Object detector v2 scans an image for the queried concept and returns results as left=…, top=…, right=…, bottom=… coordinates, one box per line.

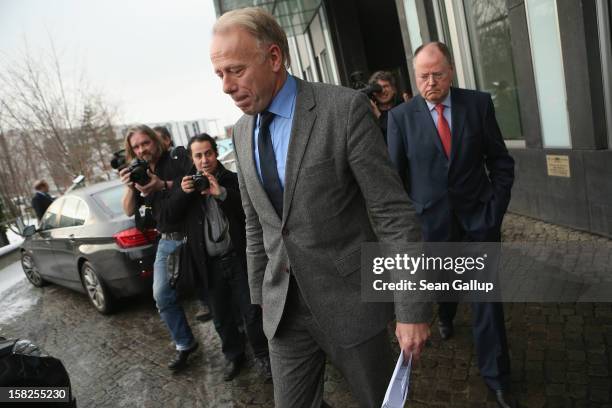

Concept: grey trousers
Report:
left=269, top=277, right=395, bottom=408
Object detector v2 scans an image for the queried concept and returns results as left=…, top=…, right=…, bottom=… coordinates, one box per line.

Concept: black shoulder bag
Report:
left=134, top=194, right=156, bottom=232
left=167, top=238, right=200, bottom=301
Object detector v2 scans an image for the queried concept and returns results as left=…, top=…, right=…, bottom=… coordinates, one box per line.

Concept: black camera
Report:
left=349, top=71, right=382, bottom=99
left=358, top=82, right=383, bottom=98
left=110, top=149, right=127, bottom=170
left=191, top=172, right=210, bottom=192
left=128, top=159, right=150, bottom=185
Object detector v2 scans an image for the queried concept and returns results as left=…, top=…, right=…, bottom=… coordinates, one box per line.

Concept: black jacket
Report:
left=137, top=150, right=192, bottom=233
left=378, top=96, right=403, bottom=144
left=32, top=192, right=54, bottom=220
left=165, top=162, right=247, bottom=288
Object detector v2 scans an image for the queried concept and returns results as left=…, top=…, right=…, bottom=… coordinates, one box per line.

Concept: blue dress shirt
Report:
left=253, top=75, right=297, bottom=189
left=425, top=91, right=452, bottom=133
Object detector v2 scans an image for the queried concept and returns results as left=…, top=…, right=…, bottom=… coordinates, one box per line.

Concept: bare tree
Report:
left=0, top=39, right=121, bottom=215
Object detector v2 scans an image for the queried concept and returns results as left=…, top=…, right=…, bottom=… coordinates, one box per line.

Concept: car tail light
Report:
left=114, top=228, right=159, bottom=249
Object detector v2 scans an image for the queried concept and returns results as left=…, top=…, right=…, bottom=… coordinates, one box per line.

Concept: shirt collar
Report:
left=258, top=74, right=297, bottom=125
left=426, top=89, right=452, bottom=112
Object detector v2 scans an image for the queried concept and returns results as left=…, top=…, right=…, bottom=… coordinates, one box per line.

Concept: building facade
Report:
left=213, top=0, right=612, bottom=238
left=149, top=118, right=226, bottom=146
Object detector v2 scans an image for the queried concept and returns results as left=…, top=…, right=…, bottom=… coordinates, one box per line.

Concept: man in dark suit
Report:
left=211, top=7, right=430, bottom=408
left=387, top=42, right=515, bottom=408
left=31, top=180, right=54, bottom=220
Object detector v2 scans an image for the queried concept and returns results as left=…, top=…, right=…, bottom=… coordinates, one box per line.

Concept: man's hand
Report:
left=395, top=322, right=430, bottom=361
left=202, top=172, right=222, bottom=198
left=134, top=170, right=164, bottom=197
left=119, top=167, right=135, bottom=190
left=370, top=99, right=382, bottom=118
left=181, top=176, right=195, bottom=193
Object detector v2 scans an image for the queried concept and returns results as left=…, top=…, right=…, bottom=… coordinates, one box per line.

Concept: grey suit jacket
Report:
left=232, top=78, right=431, bottom=348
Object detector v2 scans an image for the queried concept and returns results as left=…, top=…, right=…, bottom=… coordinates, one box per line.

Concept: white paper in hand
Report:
left=381, top=351, right=412, bottom=408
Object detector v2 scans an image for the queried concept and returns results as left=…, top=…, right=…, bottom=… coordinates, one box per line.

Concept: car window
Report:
left=74, top=200, right=89, bottom=225
left=92, top=184, right=124, bottom=216
left=58, top=197, right=88, bottom=228
left=40, top=199, right=63, bottom=230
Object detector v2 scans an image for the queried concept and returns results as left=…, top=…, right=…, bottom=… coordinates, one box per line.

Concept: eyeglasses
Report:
left=417, top=72, right=449, bottom=82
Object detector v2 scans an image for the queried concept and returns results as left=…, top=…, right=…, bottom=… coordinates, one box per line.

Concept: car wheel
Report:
left=21, top=252, right=47, bottom=287
left=80, top=261, right=114, bottom=314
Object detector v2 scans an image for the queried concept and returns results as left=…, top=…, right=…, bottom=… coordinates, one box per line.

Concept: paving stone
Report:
left=1, top=213, right=611, bottom=407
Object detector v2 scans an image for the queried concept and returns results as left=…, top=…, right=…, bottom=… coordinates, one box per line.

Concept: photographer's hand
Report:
left=370, top=99, right=382, bottom=119
left=181, top=176, right=195, bottom=193
left=135, top=171, right=163, bottom=197
left=120, top=167, right=137, bottom=216
left=119, top=167, right=135, bottom=190
left=202, top=172, right=222, bottom=198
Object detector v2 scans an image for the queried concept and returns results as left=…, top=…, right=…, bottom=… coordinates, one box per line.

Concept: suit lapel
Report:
left=414, top=95, right=447, bottom=159
left=282, top=79, right=316, bottom=223
left=242, top=115, right=258, bottom=185
left=449, top=88, right=466, bottom=166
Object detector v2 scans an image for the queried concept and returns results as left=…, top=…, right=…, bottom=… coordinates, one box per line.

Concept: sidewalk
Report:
left=403, top=213, right=612, bottom=407
left=0, top=212, right=609, bottom=407
left=0, top=229, right=24, bottom=271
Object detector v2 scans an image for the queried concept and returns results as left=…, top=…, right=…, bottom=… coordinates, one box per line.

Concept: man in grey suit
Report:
left=210, top=7, right=431, bottom=407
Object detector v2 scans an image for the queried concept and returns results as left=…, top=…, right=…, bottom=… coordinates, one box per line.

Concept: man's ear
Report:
left=268, top=44, right=284, bottom=72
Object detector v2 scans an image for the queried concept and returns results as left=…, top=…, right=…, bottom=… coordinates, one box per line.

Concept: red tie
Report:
left=435, top=104, right=451, bottom=158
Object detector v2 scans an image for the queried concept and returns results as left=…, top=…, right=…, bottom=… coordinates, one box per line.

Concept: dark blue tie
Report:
left=258, top=111, right=283, bottom=217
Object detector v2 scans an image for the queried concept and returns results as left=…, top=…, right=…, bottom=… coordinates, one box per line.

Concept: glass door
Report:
left=596, top=0, right=612, bottom=148
left=462, top=0, right=524, bottom=141
left=525, top=0, right=571, bottom=148
left=433, top=0, right=524, bottom=142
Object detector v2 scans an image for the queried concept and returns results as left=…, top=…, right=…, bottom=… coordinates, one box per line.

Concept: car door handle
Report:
left=69, top=234, right=76, bottom=242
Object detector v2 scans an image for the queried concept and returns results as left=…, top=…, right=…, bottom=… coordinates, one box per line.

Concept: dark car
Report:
left=19, top=180, right=158, bottom=314
left=0, top=336, right=77, bottom=407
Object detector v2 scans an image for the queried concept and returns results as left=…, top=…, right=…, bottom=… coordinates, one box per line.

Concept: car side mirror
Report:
left=22, top=225, right=37, bottom=237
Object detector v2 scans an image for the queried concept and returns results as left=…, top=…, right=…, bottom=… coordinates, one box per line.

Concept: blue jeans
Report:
left=153, top=238, right=195, bottom=351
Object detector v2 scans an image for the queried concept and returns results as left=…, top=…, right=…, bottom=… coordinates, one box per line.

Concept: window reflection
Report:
left=40, top=200, right=62, bottom=230
left=463, top=0, right=524, bottom=140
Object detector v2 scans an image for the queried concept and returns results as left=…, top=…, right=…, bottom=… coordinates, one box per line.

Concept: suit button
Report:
left=282, top=227, right=289, bottom=237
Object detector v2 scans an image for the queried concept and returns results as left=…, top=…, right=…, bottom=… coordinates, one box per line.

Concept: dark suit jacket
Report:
left=233, top=78, right=430, bottom=347
left=31, top=192, right=54, bottom=220
left=165, top=163, right=247, bottom=290
left=387, top=87, right=515, bottom=242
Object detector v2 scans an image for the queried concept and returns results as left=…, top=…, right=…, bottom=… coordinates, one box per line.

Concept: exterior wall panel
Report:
left=394, top=0, right=612, bottom=237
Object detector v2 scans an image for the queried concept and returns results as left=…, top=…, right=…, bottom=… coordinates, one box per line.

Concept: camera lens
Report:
left=129, top=159, right=150, bottom=185
left=192, top=174, right=210, bottom=192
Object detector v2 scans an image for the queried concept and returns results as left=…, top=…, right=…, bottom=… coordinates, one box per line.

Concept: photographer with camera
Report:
left=165, top=133, right=271, bottom=383
left=368, top=70, right=403, bottom=143
left=153, top=125, right=213, bottom=324
left=119, top=124, right=199, bottom=372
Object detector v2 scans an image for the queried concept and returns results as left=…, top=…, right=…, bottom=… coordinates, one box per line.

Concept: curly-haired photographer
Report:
left=369, top=70, right=404, bottom=143
left=119, top=124, right=199, bottom=371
